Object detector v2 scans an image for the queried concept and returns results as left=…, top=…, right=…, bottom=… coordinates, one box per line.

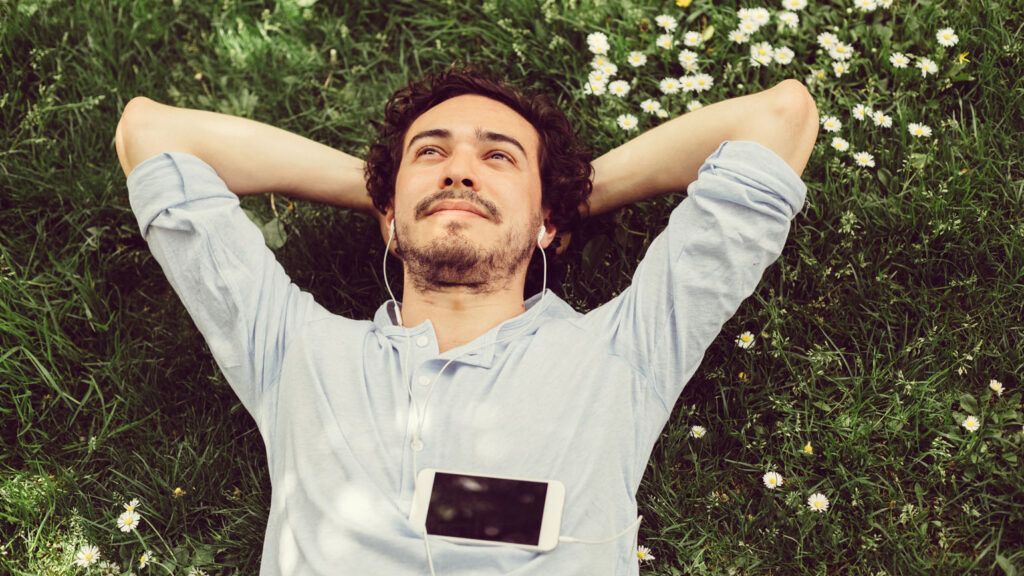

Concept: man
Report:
left=116, top=65, right=817, bottom=575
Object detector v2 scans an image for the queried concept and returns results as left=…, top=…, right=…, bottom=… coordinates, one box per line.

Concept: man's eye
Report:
left=489, top=152, right=512, bottom=162
left=417, top=147, right=440, bottom=157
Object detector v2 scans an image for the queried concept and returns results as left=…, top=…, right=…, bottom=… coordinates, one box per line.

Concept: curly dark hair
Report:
left=364, top=64, right=593, bottom=235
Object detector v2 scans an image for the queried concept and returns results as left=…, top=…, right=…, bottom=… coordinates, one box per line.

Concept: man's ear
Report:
left=540, top=209, right=571, bottom=255
left=380, top=205, right=403, bottom=260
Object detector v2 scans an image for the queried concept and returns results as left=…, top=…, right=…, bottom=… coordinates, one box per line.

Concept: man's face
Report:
left=390, top=94, right=547, bottom=293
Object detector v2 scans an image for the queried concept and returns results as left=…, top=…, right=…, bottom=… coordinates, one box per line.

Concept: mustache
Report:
left=414, top=189, right=501, bottom=222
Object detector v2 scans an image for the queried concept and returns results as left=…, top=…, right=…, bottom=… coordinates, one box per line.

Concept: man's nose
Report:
left=443, top=176, right=474, bottom=188
left=440, top=150, right=477, bottom=190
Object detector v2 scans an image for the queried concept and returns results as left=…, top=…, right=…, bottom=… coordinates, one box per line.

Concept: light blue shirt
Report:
left=127, top=140, right=806, bottom=575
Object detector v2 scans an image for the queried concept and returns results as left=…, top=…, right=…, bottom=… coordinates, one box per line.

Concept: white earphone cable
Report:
left=386, top=221, right=639, bottom=574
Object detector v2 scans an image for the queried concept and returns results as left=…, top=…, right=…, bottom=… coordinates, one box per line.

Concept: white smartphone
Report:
left=409, top=468, right=565, bottom=552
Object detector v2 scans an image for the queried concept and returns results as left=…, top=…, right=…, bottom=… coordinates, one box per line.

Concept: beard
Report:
left=395, top=217, right=538, bottom=295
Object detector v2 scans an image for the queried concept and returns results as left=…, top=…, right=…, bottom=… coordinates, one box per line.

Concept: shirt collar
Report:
left=372, top=291, right=561, bottom=368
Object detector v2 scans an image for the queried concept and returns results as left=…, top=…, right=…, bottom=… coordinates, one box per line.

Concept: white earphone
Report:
left=536, top=224, right=545, bottom=246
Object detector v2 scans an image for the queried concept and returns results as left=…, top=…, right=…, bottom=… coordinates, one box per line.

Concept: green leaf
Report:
left=242, top=207, right=263, bottom=226
left=877, top=167, right=892, bottom=187
left=261, top=217, right=287, bottom=250
left=701, top=25, right=715, bottom=43
left=909, top=153, right=929, bottom=170
left=192, top=544, right=216, bottom=565
left=959, top=393, right=979, bottom=415
left=996, top=554, right=1017, bottom=576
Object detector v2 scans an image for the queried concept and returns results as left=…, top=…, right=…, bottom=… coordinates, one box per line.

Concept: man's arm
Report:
left=115, top=97, right=375, bottom=212
left=585, top=79, right=818, bottom=217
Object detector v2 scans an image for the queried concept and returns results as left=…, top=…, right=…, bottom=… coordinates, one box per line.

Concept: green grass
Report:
left=1, top=0, right=1022, bottom=574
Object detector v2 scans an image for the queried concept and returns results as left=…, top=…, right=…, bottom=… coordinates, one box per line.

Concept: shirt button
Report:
left=411, top=438, right=424, bottom=451
left=416, top=336, right=429, bottom=348
left=417, top=375, right=431, bottom=387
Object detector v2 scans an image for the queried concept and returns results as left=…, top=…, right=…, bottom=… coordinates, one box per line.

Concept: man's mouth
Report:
left=427, top=200, right=489, bottom=219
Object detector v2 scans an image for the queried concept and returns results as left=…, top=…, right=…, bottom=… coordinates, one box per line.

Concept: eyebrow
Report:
left=405, top=128, right=529, bottom=162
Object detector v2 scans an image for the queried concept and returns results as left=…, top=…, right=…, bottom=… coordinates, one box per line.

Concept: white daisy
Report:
left=750, top=42, right=775, bottom=66
left=583, top=80, right=607, bottom=96
left=763, top=471, right=784, bottom=489
left=962, top=415, right=980, bottom=432
left=916, top=57, right=938, bottom=77
left=659, top=77, right=681, bottom=94
left=889, top=52, right=910, bottom=68
left=852, top=103, right=872, bottom=120
left=853, top=151, right=875, bottom=167
left=600, top=62, right=618, bottom=77
left=853, top=0, right=878, bottom=12
left=680, top=75, right=698, bottom=93
left=656, top=34, right=675, bottom=50
left=683, top=31, right=702, bottom=47
left=821, top=115, right=842, bottom=132
left=936, top=27, right=959, bottom=47
left=640, top=99, right=662, bottom=114
left=777, top=11, right=799, bottom=29
left=686, top=100, right=704, bottom=112
left=678, top=49, right=699, bottom=70
left=807, top=492, right=830, bottom=512
left=616, top=113, right=639, bottom=131
left=908, top=123, right=932, bottom=138
left=608, top=80, right=630, bottom=97
left=124, top=498, right=140, bottom=512
left=871, top=110, right=892, bottom=128
left=637, top=544, right=656, bottom=563
left=738, top=19, right=761, bottom=35
left=139, top=551, right=153, bottom=569
left=831, top=136, right=850, bottom=152
left=117, top=510, right=141, bottom=532
left=736, top=331, right=756, bottom=349
left=655, top=14, right=678, bottom=32
left=828, top=42, right=855, bottom=61
left=75, top=545, right=101, bottom=567
left=694, top=73, right=714, bottom=92
left=816, top=32, right=839, bottom=50
left=989, top=379, right=1005, bottom=396
left=782, top=0, right=807, bottom=9
left=729, top=29, right=750, bottom=44
left=832, top=61, right=849, bottom=77
left=690, top=425, right=707, bottom=438
left=627, top=51, right=647, bottom=67
left=586, top=32, right=610, bottom=55
left=747, top=8, right=771, bottom=25
left=774, top=46, right=795, bottom=65
left=590, top=55, right=610, bottom=69
left=587, top=70, right=608, bottom=85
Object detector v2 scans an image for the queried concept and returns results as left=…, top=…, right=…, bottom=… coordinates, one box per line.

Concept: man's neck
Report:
left=398, top=281, right=529, bottom=353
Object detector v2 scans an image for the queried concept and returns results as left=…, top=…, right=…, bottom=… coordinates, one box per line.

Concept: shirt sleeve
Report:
left=127, top=152, right=323, bottom=421
left=581, top=140, right=807, bottom=413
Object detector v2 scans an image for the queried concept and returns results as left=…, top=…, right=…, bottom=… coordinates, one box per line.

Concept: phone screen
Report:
left=426, top=472, right=548, bottom=545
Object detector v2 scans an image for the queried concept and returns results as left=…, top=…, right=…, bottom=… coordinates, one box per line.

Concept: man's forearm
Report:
left=586, top=79, right=814, bottom=217
left=115, top=97, right=373, bottom=212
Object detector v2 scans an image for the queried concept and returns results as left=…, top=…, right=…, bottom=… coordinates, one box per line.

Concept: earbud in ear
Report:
left=389, top=218, right=396, bottom=238
left=536, top=225, right=545, bottom=244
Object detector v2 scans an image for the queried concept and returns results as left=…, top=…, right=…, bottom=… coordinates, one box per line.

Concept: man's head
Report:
left=365, top=65, right=592, bottom=294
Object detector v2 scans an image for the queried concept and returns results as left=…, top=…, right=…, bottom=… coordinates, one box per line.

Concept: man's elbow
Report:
left=115, top=96, right=155, bottom=178
left=772, top=80, right=818, bottom=177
